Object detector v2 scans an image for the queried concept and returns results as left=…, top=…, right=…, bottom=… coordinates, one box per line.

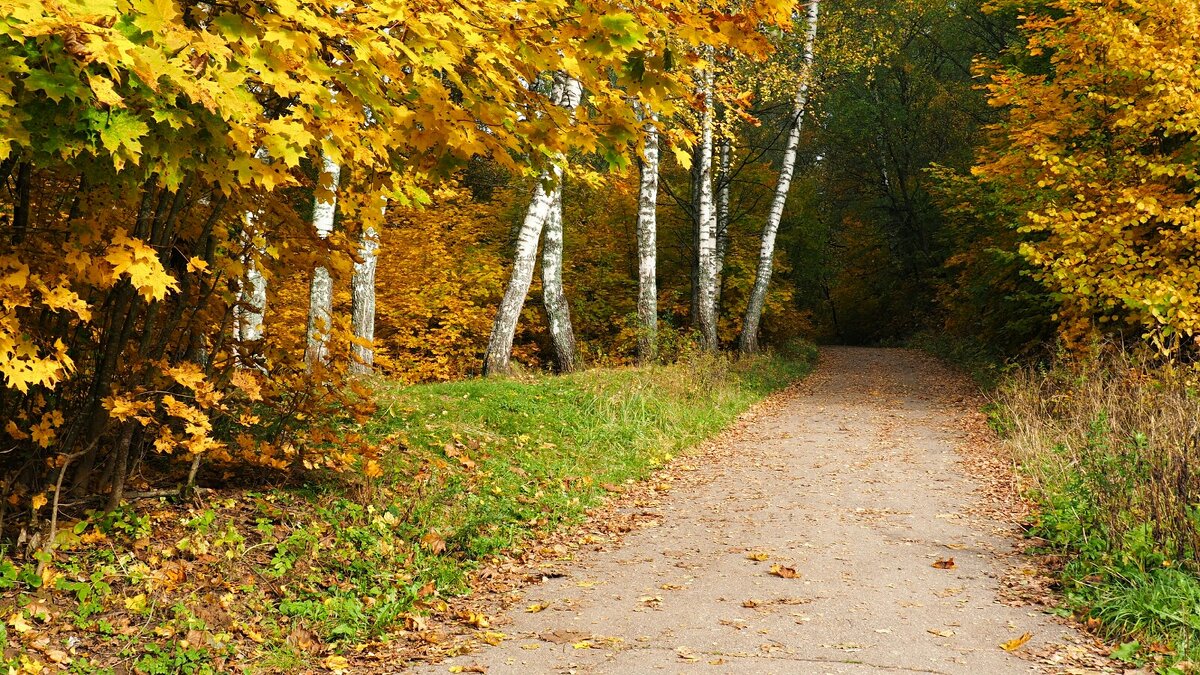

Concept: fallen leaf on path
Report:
left=525, top=602, right=549, bottom=613
left=746, top=551, right=770, bottom=561
left=481, top=631, right=505, bottom=646
left=709, top=658, right=727, bottom=665
left=931, top=557, right=957, bottom=570
left=460, top=611, right=490, bottom=628
left=660, top=583, right=684, bottom=590
left=928, top=629, right=955, bottom=637
left=520, top=643, right=540, bottom=650
left=1000, top=632, right=1032, bottom=651
left=742, top=599, right=759, bottom=608
left=638, top=595, right=662, bottom=607
left=448, top=666, right=487, bottom=673
left=676, top=646, right=699, bottom=661
left=769, top=564, right=799, bottom=579
left=572, top=641, right=593, bottom=649
left=323, top=655, right=350, bottom=673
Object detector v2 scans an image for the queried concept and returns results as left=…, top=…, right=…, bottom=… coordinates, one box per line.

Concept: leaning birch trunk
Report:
left=305, top=154, right=340, bottom=368
left=635, top=106, right=660, bottom=364
left=739, top=0, right=820, bottom=355
left=483, top=73, right=582, bottom=375
left=694, top=58, right=719, bottom=351
left=349, top=222, right=379, bottom=374
left=541, top=187, right=577, bottom=372
left=713, top=137, right=732, bottom=319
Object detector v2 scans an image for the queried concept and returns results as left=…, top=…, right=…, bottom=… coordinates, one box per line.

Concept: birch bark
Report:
left=349, top=223, right=378, bottom=374
left=541, top=187, right=576, bottom=372
left=305, top=154, right=340, bottom=368
left=695, top=59, right=719, bottom=351
left=635, top=106, right=660, bottom=364
left=483, top=73, right=582, bottom=375
left=739, top=0, right=820, bottom=354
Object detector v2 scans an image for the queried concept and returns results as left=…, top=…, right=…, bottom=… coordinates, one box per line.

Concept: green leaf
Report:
left=96, top=110, right=149, bottom=159
left=25, top=68, right=83, bottom=103
left=1110, top=641, right=1140, bottom=663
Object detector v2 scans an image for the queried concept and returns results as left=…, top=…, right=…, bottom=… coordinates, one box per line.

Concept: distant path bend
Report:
left=412, top=347, right=1111, bottom=674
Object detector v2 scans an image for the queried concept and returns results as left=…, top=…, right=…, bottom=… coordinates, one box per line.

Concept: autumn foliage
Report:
left=970, top=0, right=1200, bottom=352
left=0, top=0, right=804, bottom=547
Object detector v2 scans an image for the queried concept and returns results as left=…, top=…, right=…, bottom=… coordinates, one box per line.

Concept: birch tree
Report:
left=349, top=223, right=379, bottom=374
left=234, top=216, right=267, bottom=367
left=483, top=73, right=583, bottom=375
left=739, top=0, right=820, bottom=354
left=695, top=58, right=720, bottom=351
left=305, top=155, right=341, bottom=367
left=635, top=106, right=661, bottom=363
left=541, top=188, right=577, bottom=371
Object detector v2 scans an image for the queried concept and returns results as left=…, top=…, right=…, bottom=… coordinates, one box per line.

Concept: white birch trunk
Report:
left=739, top=0, right=820, bottom=355
left=349, top=222, right=379, bottom=374
left=714, top=137, right=732, bottom=320
left=305, top=154, right=340, bottom=368
left=541, top=186, right=577, bottom=372
left=635, top=105, right=660, bottom=364
left=695, top=58, right=719, bottom=351
left=235, top=213, right=267, bottom=346
left=483, top=73, right=582, bottom=375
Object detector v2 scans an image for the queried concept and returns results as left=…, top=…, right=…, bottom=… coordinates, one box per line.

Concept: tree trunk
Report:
left=305, top=154, right=341, bottom=368
left=739, top=0, right=820, bottom=355
left=714, top=137, right=732, bottom=320
left=483, top=73, right=582, bottom=376
left=235, top=215, right=267, bottom=347
left=689, top=144, right=702, bottom=326
left=695, top=58, right=719, bottom=351
left=635, top=106, right=660, bottom=364
left=350, top=223, right=379, bottom=374
left=541, top=188, right=577, bottom=372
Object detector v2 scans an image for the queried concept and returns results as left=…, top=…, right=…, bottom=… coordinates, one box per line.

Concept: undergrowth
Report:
left=0, top=346, right=815, bottom=673
left=993, top=350, right=1200, bottom=673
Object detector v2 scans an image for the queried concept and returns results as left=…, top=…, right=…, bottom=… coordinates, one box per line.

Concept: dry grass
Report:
left=993, top=348, right=1200, bottom=661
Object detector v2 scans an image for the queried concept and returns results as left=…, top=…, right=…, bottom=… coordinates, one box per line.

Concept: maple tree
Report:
left=970, top=0, right=1200, bottom=352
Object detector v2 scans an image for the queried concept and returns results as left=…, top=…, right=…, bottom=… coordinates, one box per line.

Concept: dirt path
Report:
left=408, top=348, right=1111, bottom=674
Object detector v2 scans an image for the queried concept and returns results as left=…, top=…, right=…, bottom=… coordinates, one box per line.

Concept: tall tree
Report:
left=695, top=56, right=720, bottom=351
left=305, top=155, right=340, bottom=367
left=483, top=73, right=583, bottom=375
left=350, top=222, right=379, bottom=374
left=635, top=107, right=661, bottom=363
left=541, top=186, right=577, bottom=372
left=740, top=0, right=821, bottom=354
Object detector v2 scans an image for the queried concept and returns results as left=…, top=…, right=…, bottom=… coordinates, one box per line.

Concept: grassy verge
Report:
left=992, top=352, right=1200, bottom=673
left=0, top=346, right=815, bottom=674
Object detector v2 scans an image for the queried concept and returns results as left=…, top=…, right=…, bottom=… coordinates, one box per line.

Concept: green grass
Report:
left=0, top=346, right=815, bottom=673
left=360, top=346, right=816, bottom=591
